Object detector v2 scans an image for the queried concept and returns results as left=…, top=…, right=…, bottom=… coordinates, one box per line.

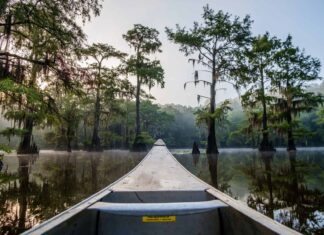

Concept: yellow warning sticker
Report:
left=142, top=216, right=176, bottom=223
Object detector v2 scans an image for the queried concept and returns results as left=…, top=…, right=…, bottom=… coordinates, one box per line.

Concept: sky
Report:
left=83, top=0, right=324, bottom=107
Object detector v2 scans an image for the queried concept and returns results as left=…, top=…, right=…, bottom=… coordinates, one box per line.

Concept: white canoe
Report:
left=22, top=139, right=300, bottom=235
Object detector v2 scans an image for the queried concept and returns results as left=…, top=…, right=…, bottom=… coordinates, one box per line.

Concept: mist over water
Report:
left=0, top=149, right=323, bottom=234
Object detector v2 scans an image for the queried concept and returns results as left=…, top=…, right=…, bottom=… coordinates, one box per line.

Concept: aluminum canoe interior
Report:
left=22, top=139, right=300, bottom=235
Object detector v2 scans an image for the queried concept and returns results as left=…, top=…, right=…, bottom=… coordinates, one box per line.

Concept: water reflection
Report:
left=1, top=149, right=323, bottom=234
left=175, top=153, right=233, bottom=196
left=242, top=151, right=324, bottom=234
left=0, top=151, right=144, bottom=235
left=207, top=154, right=218, bottom=189
left=174, top=149, right=324, bottom=234
left=192, top=154, right=200, bottom=166
left=245, top=152, right=275, bottom=219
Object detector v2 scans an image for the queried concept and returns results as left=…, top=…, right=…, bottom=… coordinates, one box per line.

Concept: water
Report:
left=0, top=149, right=323, bottom=234
left=174, top=148, right=324, bottom=234
left=0, top=150, right=145, bottom=235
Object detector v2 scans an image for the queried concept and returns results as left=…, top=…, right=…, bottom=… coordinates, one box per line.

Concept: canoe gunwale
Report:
left=207, top=188, right=300, bottom=235
left=21, top=188, right=112, bottom=234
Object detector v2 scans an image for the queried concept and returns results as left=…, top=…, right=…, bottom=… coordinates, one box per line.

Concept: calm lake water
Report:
left=0, top=148, right=323, bottom=234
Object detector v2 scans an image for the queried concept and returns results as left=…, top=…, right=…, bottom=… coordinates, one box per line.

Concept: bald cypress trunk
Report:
left=286, top=109, right=296, bottom=151
left=259, top=70, right=275, bottom=152
left=132, top=48, right=146, bottom=152
left=207, top=61, right=219, bottom=154
left=18, top=61, right=38, bottom=154
left=132, top=76, right=146, bottom=151
left=90, top=86, right=101, bottom=151
left=18, top=115, right=38, bottom=154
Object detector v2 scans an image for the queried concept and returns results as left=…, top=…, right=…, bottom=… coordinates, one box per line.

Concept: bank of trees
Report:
left=0, top=1, right=165, bottom=152
left=0, top=0, right=102, bottom=153
left=0, top=3, right=323, bottom=153
left=167, top=6, right=323, bottom=152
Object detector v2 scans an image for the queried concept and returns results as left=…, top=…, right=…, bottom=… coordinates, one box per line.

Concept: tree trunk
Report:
left=66, top=126, right=72, bottom=153
left=259, top=72, right=274, bottom=151
left=286, top=110, right=296, bottom=151
left=135, top=76, right=141, bottom=136
left=192, top=141, right=200, bottom=154
left=207, top=68, right=219, bottom=154
left=286, top=81, right=296, bottom=151
left=132, top=76, right=146, bottom=151
left=18, top=61, right=38, bottom=154
left=124, top=106, right=129, bottom=149
left=83, top=118, right=87, bottom=148
left=90, top=87, right=101, bottom=151
left=17, top=116, right=38, bottom=154
left=91, top=155, right=99, bottom=192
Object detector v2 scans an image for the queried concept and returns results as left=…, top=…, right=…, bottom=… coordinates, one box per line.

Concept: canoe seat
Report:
left=88, top=200, right=227, bottom=216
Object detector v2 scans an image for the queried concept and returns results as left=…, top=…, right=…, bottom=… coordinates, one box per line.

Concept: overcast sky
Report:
left=83, top=0, right=324, bottom=107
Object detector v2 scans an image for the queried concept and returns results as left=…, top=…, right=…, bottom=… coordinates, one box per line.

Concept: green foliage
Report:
left=166, top=5, right=252, bottom=153
left=0, top=143, right=11, bottom=153
left=166, top=5, right=252, bottom=59
left=195, top=100, right=232, bottom=126
left=1, top=3, right=324, bottom=153
left=81, top=43, right=126, bottom=65
left=123, top=24, right=162, bottom=54
left=316, top=108, right=324, bottom=125
left=133, top=132, right=155, bottom=145
left=123, top=24, right=165, bottom=90
left=126, top=57, right=164, bottom=89
left=123, top=24, right=164, bottom=148
left=0, top=0, right=102, bottom=153
left=0, top=79, right=41, bottom=102
left=269, top=36, right=324, bottom=147
left=140, top=100, right=174, bottom=138
left=0, top=127, right=26, bottom=139
left=0, top=78, right=58, bottom=129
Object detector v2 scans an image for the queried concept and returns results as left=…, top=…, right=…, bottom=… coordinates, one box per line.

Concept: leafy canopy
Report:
left=123, top=24, right=162, bottom=54
left=166, top=5, right=252, bottom=76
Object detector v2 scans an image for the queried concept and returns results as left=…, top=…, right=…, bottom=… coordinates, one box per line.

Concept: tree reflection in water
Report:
left=192, top=154, right=200, bottom=166
left=0, top=155, right=38, bottom=234
left=0, top=151, right=144, bottom=235
left=207, top=154, right=234, bottom=196
left=243, top=151, right=324, bottom=234
left=1, top=150, right=323, bottom=234
left=244, top=152, right=275, bottom=219
left=175, top=149, right=324, bottom=234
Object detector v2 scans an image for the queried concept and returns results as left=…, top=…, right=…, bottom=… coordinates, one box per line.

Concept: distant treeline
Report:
left=1, top=87, right=324, bottom=150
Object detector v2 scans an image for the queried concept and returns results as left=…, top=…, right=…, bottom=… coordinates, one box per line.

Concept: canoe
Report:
left=23, top=139, right=300, bottom=235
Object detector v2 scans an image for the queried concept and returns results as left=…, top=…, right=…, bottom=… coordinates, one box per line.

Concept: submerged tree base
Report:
left=192, top=141, right=200, bottom=154
left=259, top=141, right=276, bottom=152
left=206, top=144, right=219, bottom=154
left=131, top=142, right=147, bottom=152
left=131, top=133, right=149, bottom=152
left=17, top=143, right=39, bottom=154
left=287, top=145, right=297, bottom=152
